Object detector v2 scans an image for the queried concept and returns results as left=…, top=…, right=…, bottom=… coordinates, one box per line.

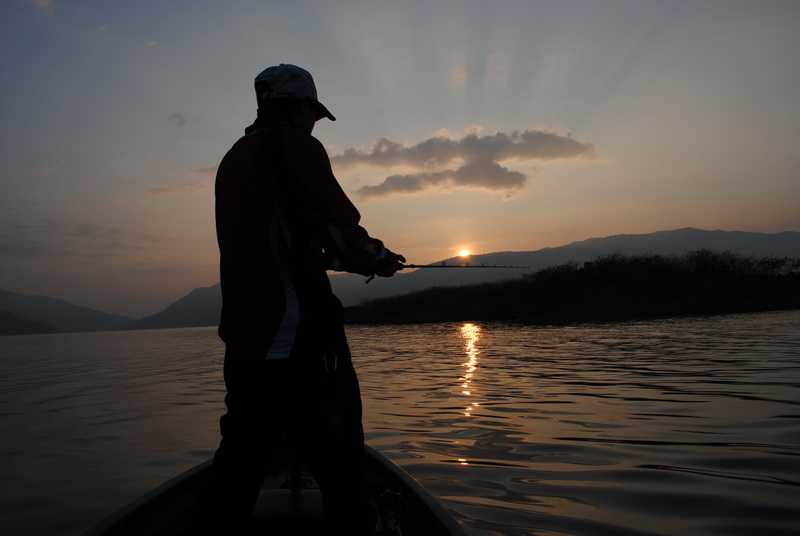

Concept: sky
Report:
left=1, top=0, right=799, bottom=317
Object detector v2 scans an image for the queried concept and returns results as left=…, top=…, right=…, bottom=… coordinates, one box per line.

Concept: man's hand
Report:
left=374, top=250, right=406, bottom=277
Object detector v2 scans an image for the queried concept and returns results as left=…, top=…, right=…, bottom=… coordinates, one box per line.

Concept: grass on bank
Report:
left=344, top=249, right=800, bottom=325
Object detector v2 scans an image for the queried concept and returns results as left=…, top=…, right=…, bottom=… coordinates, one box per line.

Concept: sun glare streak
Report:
left=459, top=323, right=482, bottom=417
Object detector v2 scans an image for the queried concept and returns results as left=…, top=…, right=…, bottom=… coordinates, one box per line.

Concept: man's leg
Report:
left=290, top=350, right=377, bottom=535
left=185, top=358, right=286, bottom=535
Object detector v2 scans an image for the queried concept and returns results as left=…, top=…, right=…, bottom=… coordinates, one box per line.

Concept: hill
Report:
left=344, top=250, right=800, bottom=325
left=0, top=310, right=59, bottom=336
left=124, top=284, right=221, bottom=330
left=120, top=228, right=800, bottom=330
left=0, top=289, right=137, bottom=335
left=329, top=227, right=800, bottom=305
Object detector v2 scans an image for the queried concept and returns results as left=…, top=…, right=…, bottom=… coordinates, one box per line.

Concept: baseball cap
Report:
left=254, top=64, right=336, bottom=121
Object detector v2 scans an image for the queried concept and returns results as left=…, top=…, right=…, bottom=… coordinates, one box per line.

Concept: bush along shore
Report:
left=343, top=249, right=800, bottom=325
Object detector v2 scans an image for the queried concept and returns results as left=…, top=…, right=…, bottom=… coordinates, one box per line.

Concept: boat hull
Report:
left=83, top=445, right=465, bottom=535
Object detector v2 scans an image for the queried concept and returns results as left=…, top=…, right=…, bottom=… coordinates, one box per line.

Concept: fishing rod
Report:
left=403, top=263, right=530, bottom=269
left=365, top=262, right=530, bottom=283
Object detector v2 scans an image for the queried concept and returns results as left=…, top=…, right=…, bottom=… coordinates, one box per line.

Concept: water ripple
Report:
left=2, top=313, right=800, bottom=535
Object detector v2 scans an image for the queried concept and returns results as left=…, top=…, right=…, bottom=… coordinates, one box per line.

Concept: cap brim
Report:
left=315, top=102, right=336, bottom=121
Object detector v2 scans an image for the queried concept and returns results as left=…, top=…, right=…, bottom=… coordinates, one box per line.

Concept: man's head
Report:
left=254, top=64, right=335, bottom=132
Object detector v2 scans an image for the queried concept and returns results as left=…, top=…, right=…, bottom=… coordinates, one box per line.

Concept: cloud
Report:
left=0, top=217, right=156, bottom=259
left=105, top=169, right=215, bottom=203
left=20, top=0, right=58, bottom=17
left=358, top=162, right=531, bottom=201
left=331, top=127, right=597, bottom=200
left=189, top=166, right=218, bottom=176
left=146, top=179, right=211, bottom=196
left=144, top=168, right=216, bottom=196
left=165, top=112, right=186, bottom=126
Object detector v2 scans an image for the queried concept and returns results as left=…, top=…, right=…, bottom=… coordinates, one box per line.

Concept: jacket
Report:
left=216, top=123, right=390, bottom=360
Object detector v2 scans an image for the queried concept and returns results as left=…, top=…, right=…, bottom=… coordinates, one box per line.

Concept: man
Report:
left=186, top=64, right=405, bottom=535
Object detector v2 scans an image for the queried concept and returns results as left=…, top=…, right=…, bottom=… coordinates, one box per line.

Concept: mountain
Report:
left=329, top=227, right=800, bottom=306
left=124, top=283, right=221, bottom=330
left=123, top=228, right=800, bottom=330
left=0, top=310, right=59, bottom=336
left=344, top=249, right=800, bottom=325
left=0, top=289, right=137, bottom=335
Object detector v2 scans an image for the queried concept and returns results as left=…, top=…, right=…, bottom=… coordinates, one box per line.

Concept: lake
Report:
left=1, top=310, right=799, bottom=535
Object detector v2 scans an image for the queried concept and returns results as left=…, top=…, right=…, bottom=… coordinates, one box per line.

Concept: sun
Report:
left=459, top=249, right=470, bottom=257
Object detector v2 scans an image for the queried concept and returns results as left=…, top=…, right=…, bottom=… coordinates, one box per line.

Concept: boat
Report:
left=82, top=445, right=466, bottom=535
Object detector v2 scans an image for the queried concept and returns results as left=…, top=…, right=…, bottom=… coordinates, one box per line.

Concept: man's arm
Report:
left=273, top=128, right=404, bottom=277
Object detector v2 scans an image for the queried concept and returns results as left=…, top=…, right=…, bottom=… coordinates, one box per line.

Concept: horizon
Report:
left=4, top=226, right=799, bottom=320
left=2, top=2, right=799, bottom=317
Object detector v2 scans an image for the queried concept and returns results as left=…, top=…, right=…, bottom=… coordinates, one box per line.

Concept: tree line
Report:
left=344, top=249, right=800, bottom=325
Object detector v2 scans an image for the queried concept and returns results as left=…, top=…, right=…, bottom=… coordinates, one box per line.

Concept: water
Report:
left=2, top=311, right=799, bottom=535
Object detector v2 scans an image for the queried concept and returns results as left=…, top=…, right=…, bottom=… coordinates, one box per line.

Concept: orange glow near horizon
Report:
left=459, top=249, right=470, bottom=257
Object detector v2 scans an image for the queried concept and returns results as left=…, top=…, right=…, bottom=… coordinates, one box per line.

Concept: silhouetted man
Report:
left=186, top=63, right=404, bottom=535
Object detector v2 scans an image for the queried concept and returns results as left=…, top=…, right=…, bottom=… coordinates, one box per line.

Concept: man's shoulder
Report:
left=279, top=128, right=330, bottom=166
left=280, top=126, right=323, bottom=148
left=229, top=127, right=269, bottom=149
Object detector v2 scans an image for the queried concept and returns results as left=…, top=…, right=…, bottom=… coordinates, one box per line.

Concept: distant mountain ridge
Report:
left=124, top=228, right=800, bottom=331
left=0, top=310, right=59, bottom=336
left=0, top=289, right=137, bottom=335
left=329, top=227, right=800, bottom=306
left=2, top=228, right=798, bottom=335
left=123, top=284, right=221, bottom=330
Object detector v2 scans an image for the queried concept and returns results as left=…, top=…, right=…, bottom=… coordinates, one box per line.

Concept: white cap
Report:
left=254, top=64, right=336, bottom=121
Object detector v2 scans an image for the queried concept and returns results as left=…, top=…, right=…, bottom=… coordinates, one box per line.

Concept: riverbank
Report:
left=344, top=250, right=800, bottom=325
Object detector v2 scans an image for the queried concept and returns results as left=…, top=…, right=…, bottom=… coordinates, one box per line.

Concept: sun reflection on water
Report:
left=459, top=323, right=482, bottom=417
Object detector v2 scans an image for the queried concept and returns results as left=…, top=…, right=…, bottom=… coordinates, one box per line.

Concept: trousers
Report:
left=185, top=347, right=376, bottom=535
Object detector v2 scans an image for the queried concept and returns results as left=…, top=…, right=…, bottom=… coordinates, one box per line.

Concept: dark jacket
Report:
left=216, top=124, right=389, bottom=360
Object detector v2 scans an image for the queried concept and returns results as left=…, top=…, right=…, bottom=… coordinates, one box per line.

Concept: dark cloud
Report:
left=330, top=128, right=597, bottom=200
left=358, top=161, right=530, bottom=201
left=165, top=112, right=186, bottom=126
